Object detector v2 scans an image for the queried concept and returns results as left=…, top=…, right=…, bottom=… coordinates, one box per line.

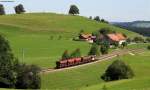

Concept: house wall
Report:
left=119, top=40, right=126, bottom=45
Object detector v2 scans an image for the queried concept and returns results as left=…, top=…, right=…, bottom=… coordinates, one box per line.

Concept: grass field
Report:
left=0, top=13, right=149, bottom=90
left=41, top=51, right=150, bottom=90
left=0, top=13, right=141, bottom=68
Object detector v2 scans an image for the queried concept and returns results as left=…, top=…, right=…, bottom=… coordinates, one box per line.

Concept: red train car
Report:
left=75, top=57, right=82, bottom=65
left=56, top=60, right=68, bottom=68
left=56, top=55, right=96, bottom=69
left=68, top=58, right=75, bottom=66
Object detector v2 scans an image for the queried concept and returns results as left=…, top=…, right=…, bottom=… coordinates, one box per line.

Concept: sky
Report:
left=1, top=0, right=150, bottom=22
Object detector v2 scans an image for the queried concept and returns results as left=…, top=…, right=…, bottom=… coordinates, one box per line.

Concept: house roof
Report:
left=107, top=33, right=126, bottom=42
left=80, top=34, right=92, bottom=39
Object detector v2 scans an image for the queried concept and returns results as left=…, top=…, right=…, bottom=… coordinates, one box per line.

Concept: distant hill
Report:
left=113, top=21, right=150, bottom=36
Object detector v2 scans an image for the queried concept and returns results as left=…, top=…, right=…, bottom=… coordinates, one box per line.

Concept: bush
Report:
left=133, top=37, right=144, bottom=43
left=101, top=60, right=134, bottom=81
left=15, top=64, right=41, bottom=89
left=146, top=37, right=150, bottom=43
left=147, top=45, right=150, bottom=50
left=121, top=42, right=128, bottom=48
left=113, top=42, right=119, bottom=48
left=126, top=38, right=132, bottom=43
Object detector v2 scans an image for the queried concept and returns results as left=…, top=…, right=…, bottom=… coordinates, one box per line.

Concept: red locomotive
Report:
left=56, top=56, right=96, bottom=69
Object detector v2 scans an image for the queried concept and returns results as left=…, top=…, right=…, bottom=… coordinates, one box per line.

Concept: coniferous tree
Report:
left=0, top=35, right=17, bottom=87
left=62, top=50, right=70, bottom=60
left=100, top=41, right=109, bottom=55
left=0, top=4, right=5, bottom=15
left=70, top=48, right=81, bottom=58
left=69, top=5, right=79, bottom=15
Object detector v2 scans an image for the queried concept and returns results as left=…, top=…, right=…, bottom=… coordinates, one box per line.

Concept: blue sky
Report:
left=1, top=0, right=150, bottom=22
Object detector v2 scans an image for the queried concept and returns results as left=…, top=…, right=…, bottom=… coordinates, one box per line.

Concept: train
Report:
left=56, top=55, right=96, bottom=69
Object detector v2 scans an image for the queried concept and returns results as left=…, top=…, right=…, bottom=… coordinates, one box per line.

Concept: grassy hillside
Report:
left=0, top=13, right=141, bottom=68
left=41, top=51, right=150, bottom=90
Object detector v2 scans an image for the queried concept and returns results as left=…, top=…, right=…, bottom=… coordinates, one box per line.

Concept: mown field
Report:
left=0, top=13, right=141, bottom=68
left=41, top=51, right=150, bottom=90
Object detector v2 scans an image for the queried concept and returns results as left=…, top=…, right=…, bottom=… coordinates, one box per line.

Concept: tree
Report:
left=0, top=4, right=5, bottom=15
left=0, top=35, right=17, bottom=88
left=147, top=45, right=150, bottom=50
left=126, top=38, right=132, bottom=43
left=89, top=16, right=92, bottom=20
left=99, top=28, right=112, bottom=35
left=101, top=60, right=134, bottom=81
left=146, top=37, right=150, bottom=43
left=14, top=4, right=25, bottom=14
left=69, top=5, right=79, bottom=15
left=133, top=37, right=144, bottom=43
left=100, top=41, right=109, bottom=54
left=62, top=50, right=70, bottom=60
left=88, top=43, right=100, bottom=56
left=101, top=19, right=109, bottom=24
left=70, top=48, right=81, bottom=58
left=15, top=64, right=41, bottom=89
left=94, top=16, right=100, bottom=22
left=0, top=35, right=41, bottom=89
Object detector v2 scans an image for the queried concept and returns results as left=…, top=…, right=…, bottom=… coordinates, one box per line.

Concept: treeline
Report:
left=0, top=4, right=25, bottom=15
left=114, top=24, right=150, bottom=37
left=89, top=16, right=109, bottom=23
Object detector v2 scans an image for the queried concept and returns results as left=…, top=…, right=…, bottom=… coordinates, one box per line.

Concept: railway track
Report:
left=41, top=48, right=145, bottom=74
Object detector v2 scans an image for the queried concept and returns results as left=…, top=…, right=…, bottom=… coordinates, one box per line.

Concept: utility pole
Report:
left=22, top=48, right=25, bottom=62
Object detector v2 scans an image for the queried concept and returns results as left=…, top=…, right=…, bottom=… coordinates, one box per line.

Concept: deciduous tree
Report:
left=14, top=4, right=25, bottom=14
left=88, top=43, right=100, bottom=56
left=101, top=60, right=134, bottom=81
left=0, top=4, right=5, bottom=15
left=69, top=5, right=79, bottom=15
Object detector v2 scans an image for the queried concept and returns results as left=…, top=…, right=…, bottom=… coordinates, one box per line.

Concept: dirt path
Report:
left=41, top=49, right=145, bottom=74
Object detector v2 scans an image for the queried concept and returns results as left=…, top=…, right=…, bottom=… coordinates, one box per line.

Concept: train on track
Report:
left=56, top=55, right=96, bottom=69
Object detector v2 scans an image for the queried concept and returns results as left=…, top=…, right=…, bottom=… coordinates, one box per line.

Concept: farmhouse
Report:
left=79, top=34, right=96, bottom=43
left=107, top=33, right=126, bottom=45
left=97, top=33, right=126, bottom=45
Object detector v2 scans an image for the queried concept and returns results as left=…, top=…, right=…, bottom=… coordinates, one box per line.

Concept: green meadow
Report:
left=0, top=13, right=140, bottom=68
left=41, top=51, right=150, bottom=90
left=0, top=13, right=149, bottom=90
